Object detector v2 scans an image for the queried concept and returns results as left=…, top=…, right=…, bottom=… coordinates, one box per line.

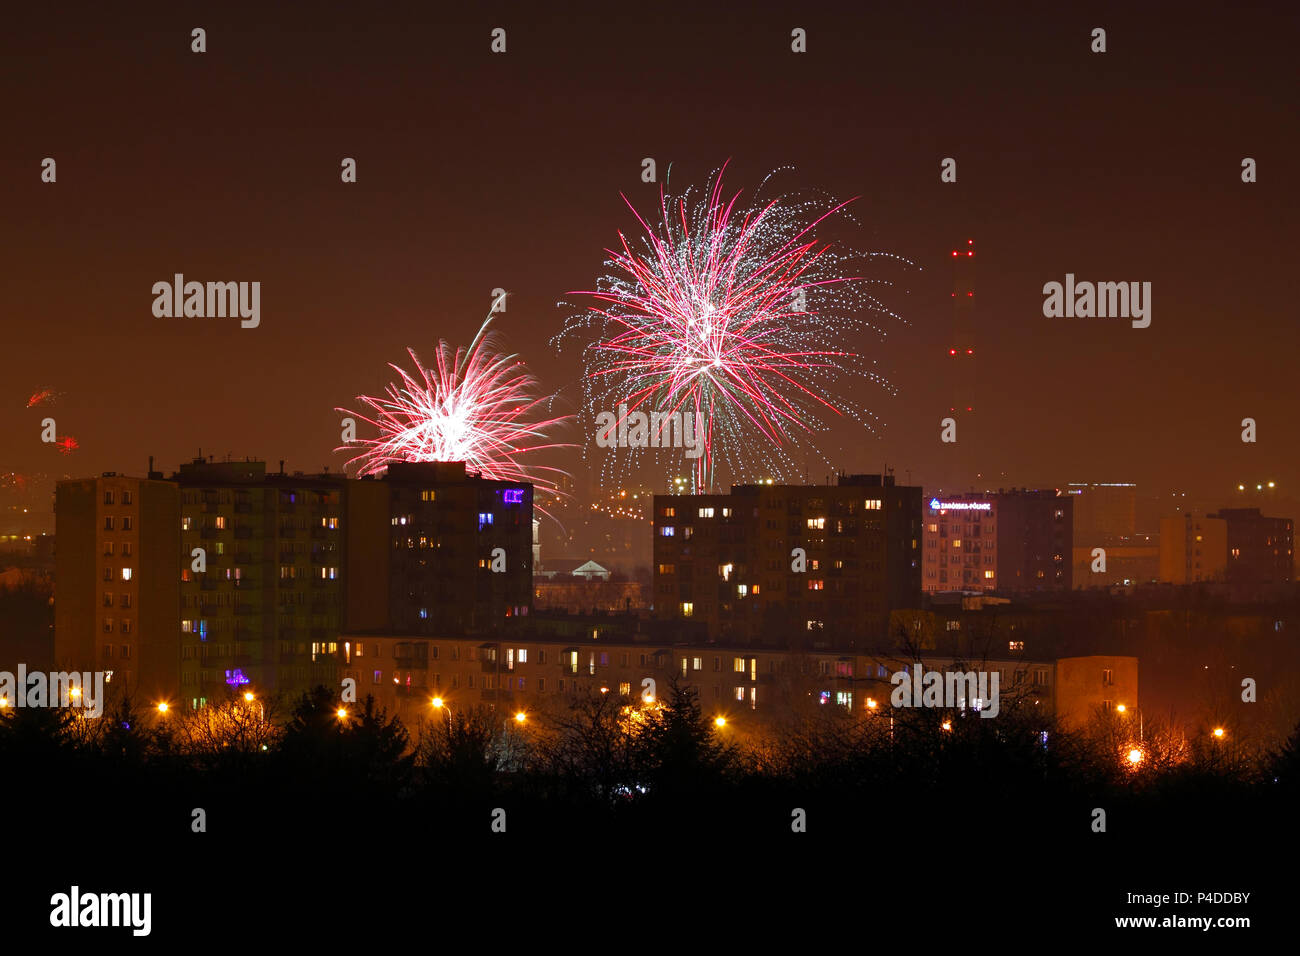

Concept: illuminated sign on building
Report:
left=929, top=498, right=992, bottom=512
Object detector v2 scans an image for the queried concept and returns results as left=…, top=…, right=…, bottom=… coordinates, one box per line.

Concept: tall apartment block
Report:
left=651, top=474, right=922, bottom=648
left=55, top=458, right=534, bottom=710
left=923, top=489, right=1072, bottom=593
left=54, top=473, right=180, bottom=703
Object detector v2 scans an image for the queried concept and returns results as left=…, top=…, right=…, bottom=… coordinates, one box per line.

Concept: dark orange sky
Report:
left=4, top=0, right=1297, bottom=522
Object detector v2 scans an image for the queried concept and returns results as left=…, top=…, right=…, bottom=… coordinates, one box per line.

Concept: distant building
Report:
left=1210, top=507, right=1294, bottom=592
left=1158, top=514, right=1228, bottom=585
left=1066, top=482, right=1137, bottom=544
left=341, top=630, right=1135, bottom=735
left=1072, top=541, right=1159, bottom=589
left=536, top=559, right=612, bottom=581
left=652, top=474, right=922, bottom=647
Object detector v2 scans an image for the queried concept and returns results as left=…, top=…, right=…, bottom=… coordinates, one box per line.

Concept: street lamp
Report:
left=1213, top=727, right=1225, bottom=739
left=156, top=702, right=169, bottom=714
left=714, top=716, right=726, bottom=728
left=514, top=711, right=527, bottom=724
left=1127, top=748, right=1144, bottom=765
left=431, top=697, right=444, bottom=709
left=336, top=708, right=348, bottom=721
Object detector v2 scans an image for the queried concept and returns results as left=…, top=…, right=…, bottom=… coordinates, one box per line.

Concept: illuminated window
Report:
left=681, top=602, right=693, bottom=617
left=1009, top=640, right=1024, bottom=651
left=984, top=570, right=995, bottom=579
left=698, top=507, right=715, bottom=518
left=737, top=584, right=748, bottom=597
left=421, top=489, right=436, bottom=501
left=864, top=500, right=882, bottom=510
left=121, top=568, right=132, bottom=581
left=662, top=507, right=676, bottom=518
left=836, top=692, right=853, bottom=708
left=619, top=682, right=631, bottom=695
left=952, top=539, right=962, bottom=549
left=660, top=526, right=675, bottom=537
left=808, top=580, right=824, bottom=590
left=735, top=686, right=745, bottom=701
left=806, top=517, right=825, bottom=530
left=693, top=657, right=703, bottom=671
left=214, top=516, right=226, bottom=530
left=927, top=523, right=938, bottom=533
left=658, top=563, right=675, bottom=574
left=733, top=657, right=745, bottom=673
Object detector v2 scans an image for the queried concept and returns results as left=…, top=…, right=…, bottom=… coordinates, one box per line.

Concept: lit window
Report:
left=806, top=517, right=825, bottom=530
left=698, top=507, right=715, bottom=518
left=660, top=526, right=675, bottom=537
left=121, top=568, right=132, bottom=581
left=864, top=499, right=881, bottom=510
left=681, top=602, right=693, bottom=617
left=808, top=580, right=824, bottom=590
left=421, top=489, right=436, bottom=501
left=693, top=657, right=703, bottom=671
left=182, top=517, right=192, bottom=531
left=733, top=657, right=745, bottom=673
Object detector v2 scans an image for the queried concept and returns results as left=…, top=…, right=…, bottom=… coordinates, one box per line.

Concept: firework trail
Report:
left=555, top=162, right=913, bottom=491
left=55, top=437, right=78, bottom=455
left=26, top=387, right=60, bottom=408
left=336, top=312, right=573, bottom=513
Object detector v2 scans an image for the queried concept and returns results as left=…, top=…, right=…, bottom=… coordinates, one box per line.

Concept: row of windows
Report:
left=102, top=618, right=132, bottom=634
left=102, top=490, right=134, bottom=505
left=103, top=516, right=133, bottom=531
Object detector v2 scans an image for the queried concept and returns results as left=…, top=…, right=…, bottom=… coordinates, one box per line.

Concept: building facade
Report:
left=652, top=475, right=922, bottom=648
left=923, top=489, right=1072, bottom=593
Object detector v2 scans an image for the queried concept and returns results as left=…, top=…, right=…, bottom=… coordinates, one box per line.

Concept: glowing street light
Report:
left=1213, top=727, right=1225, bottom=739
left=866, top=698, right=878, bottom=710
left=336, top=708, right=348, bottom=720
left=941, top=721, right=952, bottom=732
left=1116, top=704, right=1127, bottom=713
left=431, top=697, right=444, bottom=709
left=714, top=716, right=727, bottom=728
left=244, top=692, right=256, bottom=703
left=514, top=711, right=527, bottom=723
left=1127, top=748, right=1144, bottom=765
left=156, top=702, right=169, bottom=714
left=0, top=697, right=8, bottom=708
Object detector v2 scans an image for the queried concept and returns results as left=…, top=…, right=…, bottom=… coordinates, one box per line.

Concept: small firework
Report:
left=337, top=313, right=573, bottom=508
left=26, top=387, right=60, bottom=409
left=555, top=162, right=912, bottom=491
left=55, top=437, right=79, bottom=455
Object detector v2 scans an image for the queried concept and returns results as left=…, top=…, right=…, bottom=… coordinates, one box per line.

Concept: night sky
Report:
left=5, top=0, right=1297, bottom=527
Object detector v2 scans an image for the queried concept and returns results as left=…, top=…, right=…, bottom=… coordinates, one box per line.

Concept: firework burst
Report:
left=556, top=163, right=913, bottom=491
left=336, top=313, right=573, bottom=510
